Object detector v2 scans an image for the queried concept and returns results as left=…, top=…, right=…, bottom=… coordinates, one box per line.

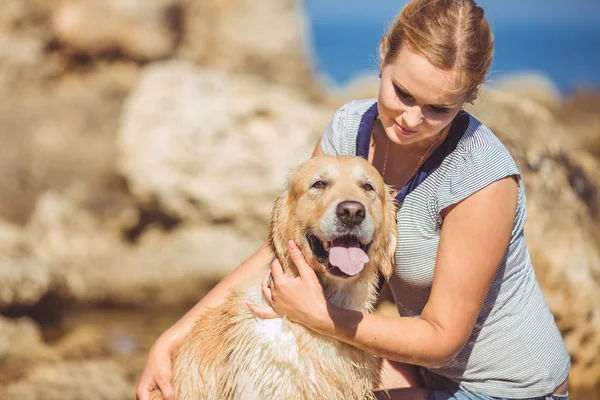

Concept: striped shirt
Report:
left=321, top=99, right=570, bottom=398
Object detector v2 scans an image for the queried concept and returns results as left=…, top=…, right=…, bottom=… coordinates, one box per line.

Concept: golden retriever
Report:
left=152, top=155, right=398, bottom=400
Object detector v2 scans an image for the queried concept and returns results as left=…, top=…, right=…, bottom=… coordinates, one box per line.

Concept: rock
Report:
left=54, top=325, right=109, bottom=360
left=0, top=66, right=133, bottom=225
left=0, top=360, right=131, bottom=400
left=178, top=0, right=319, bottom=95
left=64, top=225, right=260, bottom=307
left=26, top=192, right=123, bottom=264
left=492, top=72, right=562, bottom=111
left=23, top=191, right=261, bottom=308
left=118, top=61, right=330, bottom=234
left=0, top=258, right=50, bottom=309
left=326, top=72, right=380, bottom=109
left=0, top=0, right=52, bottom=39
left=0, top=316, right=58, bottom=384
left=0, top=221, right=29, bottom=258
left=559, top=89, right=600, bottom=158
left=0, top=221, right=50, bottom=309
left=52, top=0, right=180, bottom=61
left=0, top=35, right=45, bottom=97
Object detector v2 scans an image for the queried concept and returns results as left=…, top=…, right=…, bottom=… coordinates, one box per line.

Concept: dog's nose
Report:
left=336, top=201, right=366, bottom=226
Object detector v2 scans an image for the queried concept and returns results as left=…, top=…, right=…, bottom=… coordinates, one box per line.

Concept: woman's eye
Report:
left=312, top=181, right=327, bottom=189
left=393, top=86, right=412, bottom=100
left=364, top=183, right=375, bottom=191
left=430, top=105, right=450, bottom=114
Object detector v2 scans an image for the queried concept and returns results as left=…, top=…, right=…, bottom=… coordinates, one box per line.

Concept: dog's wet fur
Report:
left=152, top=156, right=398, bottom=400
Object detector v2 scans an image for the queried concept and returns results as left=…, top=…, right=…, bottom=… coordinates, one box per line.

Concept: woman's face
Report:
left=378, top=46, right=468, bottom=147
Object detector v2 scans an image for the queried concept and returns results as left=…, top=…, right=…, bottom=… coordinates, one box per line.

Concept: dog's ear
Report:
left=267, top=188, right=290, bottom=262
left=378, top=187, right=398, bottom=280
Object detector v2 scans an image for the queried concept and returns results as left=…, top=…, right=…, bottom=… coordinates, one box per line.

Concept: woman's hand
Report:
left=247, top=240, right=329, bottom=329
left=136, top=332, right=177, bottom=400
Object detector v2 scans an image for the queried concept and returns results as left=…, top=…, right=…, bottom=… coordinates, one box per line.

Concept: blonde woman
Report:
left=137, top=1, right=570, bottom=399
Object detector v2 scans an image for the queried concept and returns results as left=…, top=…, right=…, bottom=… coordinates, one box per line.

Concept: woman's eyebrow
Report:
left=392, top=79, right=454, bottom=108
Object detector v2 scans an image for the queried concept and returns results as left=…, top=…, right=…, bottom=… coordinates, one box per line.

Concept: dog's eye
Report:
left=363, top=183, right=375, bottom=191
left=312, top=181, right=327, bottom=189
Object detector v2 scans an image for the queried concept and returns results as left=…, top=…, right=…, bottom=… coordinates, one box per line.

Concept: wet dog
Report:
left=154, top=155, right=398, bottom=400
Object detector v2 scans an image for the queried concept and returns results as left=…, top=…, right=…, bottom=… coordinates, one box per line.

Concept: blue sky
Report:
left=306, top=0, right=600, bottom=25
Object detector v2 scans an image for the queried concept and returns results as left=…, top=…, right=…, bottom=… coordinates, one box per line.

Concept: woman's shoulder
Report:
left=331, top=98, right=378, bottom=129
left=321, top=98, right=377, bottom=156
left=434, top=112, right=522, bottom=212
left=457, top=112, right=513, bottom=156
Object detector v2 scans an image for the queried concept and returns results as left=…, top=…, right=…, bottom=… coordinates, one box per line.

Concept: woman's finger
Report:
left=287, top=240, right=314, bottom=278
left=135, top=382, right=153, bottom=400
left=157, top=375, right=175, bottom=400
left=246, top=302, right=280, bottom=319
left=269, top=257, right=286, bottom=282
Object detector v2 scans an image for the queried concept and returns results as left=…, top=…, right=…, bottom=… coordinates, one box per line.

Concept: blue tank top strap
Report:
left=354, top=103, right=469, bottom=204
left=355, top=102, right=379, bottom=159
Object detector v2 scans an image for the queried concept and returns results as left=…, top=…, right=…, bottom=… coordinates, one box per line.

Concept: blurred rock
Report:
left=0, top=1, right=57, bottom=96
left=0, top=316, right=58, bottom=384
left=0, top=36, right=46, bottom=97
left=26, top=191, right=123, bottom=264
left=493, top=72, right=562, bottom=111
left=52, top=0, right=180, bottom=61
left=54, top=325, right=109, bottom=360
left=118, top=61, right=329, bottom=235
left=0, top=0, right=320, bottom=226
left=64, top=225, right=260, bottom=307
left=0, top=360, right=131, bottom=400
left=0, top=221, right=29, bottom=258
left=560, top=89, right=600, bottom=158
left=178, top=0, right=319, bottom=95
left=0, top=258, right=50, bottom=309
left=0, top=0, right=52, bottom=39
left=0, top=66, right=135, bottom=225
left=0, top=221, right=50, bottom=309
left=326, top=72, right=380, bottom=109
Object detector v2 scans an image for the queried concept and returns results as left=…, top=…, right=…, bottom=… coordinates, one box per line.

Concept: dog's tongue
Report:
left=329, top=238, right=369, bottom=276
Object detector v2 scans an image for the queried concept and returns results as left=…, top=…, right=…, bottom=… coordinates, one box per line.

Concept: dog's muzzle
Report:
left=307, top=200, right=374, bottom=278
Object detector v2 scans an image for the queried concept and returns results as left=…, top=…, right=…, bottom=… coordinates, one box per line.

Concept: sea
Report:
left=308, top=19, right=600, bottom=94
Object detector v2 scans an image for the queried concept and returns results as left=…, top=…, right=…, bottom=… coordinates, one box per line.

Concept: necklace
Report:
left=382, top=130, right=444, bottom=197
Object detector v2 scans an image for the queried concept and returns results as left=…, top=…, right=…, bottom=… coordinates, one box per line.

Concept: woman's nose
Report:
left=402, top=106, right=423, bottom=128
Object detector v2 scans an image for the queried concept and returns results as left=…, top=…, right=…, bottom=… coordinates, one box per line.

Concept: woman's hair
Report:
left=380, top=0, right=494, bottom=102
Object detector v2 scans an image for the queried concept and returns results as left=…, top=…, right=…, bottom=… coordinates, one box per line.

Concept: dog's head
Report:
left=268, top=156, right=397, bottom=290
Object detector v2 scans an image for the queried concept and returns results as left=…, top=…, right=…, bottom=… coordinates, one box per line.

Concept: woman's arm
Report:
left=137, top=243, right=274, bottom=400
left=162, top=243, right=275, bottom=351
left=255, top=176, right=518, bottom=368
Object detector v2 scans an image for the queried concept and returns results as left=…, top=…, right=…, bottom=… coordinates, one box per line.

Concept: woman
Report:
left=136, top=1, right=570, bottom=399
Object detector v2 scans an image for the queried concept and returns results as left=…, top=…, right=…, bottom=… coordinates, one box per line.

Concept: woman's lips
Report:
left=394, top=121, right=417, bottom=136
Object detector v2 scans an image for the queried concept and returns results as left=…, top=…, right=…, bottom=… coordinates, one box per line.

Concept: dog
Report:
left=152, top=155, right=398, bottom=400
